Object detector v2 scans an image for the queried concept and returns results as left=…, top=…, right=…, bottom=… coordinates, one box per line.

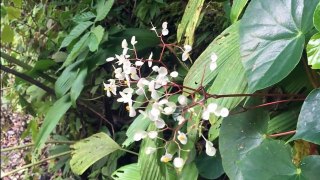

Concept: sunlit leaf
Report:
left=60, top=21, right=93, bottom=49
left=314, top=2, right=320, bottom=31
left=70, top=132, right=121, bottom=175
left=307, top=33, right=320, bottom=69
left=1, top=24, right=14, bottom=43
left=6, top=6, right=21, bottom=20
left=112, top=163, right=141, bottom=180
left=230, top=0, right=248, bottom=23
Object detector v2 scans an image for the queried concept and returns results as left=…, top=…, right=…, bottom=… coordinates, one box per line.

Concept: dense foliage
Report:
left=1, top=0, right=320, bottom=179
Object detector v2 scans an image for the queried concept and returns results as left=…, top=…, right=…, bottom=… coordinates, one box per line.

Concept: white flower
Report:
left=202, top=108, right=210, bottom=120
left=158, top=67, right=168, bottom=77
left=163, top=102, right=176, bottom=115
left=103, top=79, right=117, bottom=97
left=162, top=22, right=169, bottom=36
left=207, top=103, right=218, bottom=113
left=160, top=153, right=173, bottom=162
left=145, top=147, right=157, bottom=155
left=131, top=36, right=137, bottom=46
left=148, top=131, right=158, bottom=139
left=210, top=53, right=218, bottom=71
left=136, top=78, right=148, bottom=95
left=106, top=57, right=115, bottom=62
left=205, top=141, right=216, bottom=156
left=152, top=66, right=159, bottom=72
left=177, top=115, right=185, bottom=125
left=184, top=45, right=192, bottom=52
left=173, top=157, right=184, bottom=168
left=128, top=105, right=136, bottom=117
left=178, top=95, right=188, bottom=106
left=115, top=68, right=125, bottom=80
left=182, top=52, right=189, bottom=61
left=148, top=52, right=153, bottom=67
left=135, top=60, right=144, bottom=66
left=133, top=130, right=147, bottom=141
left=122, top=39, right=128, bottom=49
left=117, top=88, right=134, bottom=104
left=182, top=45, right=192, bottom=61
left=170, top=71, right=178, bottom=78
left=154, top=119, right=166, bottom=129
left=177, top=131, right=188, bottom=145
left=220, top=107, right=229, bottom=117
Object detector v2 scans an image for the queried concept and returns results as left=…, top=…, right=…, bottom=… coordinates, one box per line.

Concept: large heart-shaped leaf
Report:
left=70, top=132, right=121, bottom=175
left=240, top=0, right=319, bottom=91
left=239, top=140, right=320, bottom=180
left=290, top=88, right=320, bottom=145
left=307, top=33, right=320, bottom=69
left=219, top=99, right=269, bottom=180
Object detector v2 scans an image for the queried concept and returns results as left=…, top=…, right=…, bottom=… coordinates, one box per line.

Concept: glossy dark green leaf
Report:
left=307, top=33, right=320, bottom=69
left=195, top=153, right=224, bottom=179
left=240, top=0, right=319, bottom=91
left=60, top=21, right=93, bottom=49
left=290, top=88, right=320, bottom=145
left=299, top=155, right=320, bottom=180
left=34, top=94, right=72, bottom=155
left=95, top=0, right=114, bottom=22
left=314, top=2, right=320, bottom=31
left=219, top=99, right=269, bottom=180
left=238, top=140, right=297, bottom=180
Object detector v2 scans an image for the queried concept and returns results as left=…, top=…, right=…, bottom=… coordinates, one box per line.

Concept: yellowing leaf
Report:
left=1, top=24, right=14, bottom=43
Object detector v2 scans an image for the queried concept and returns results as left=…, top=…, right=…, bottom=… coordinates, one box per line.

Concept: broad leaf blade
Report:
left=314, top=2, right=320, bottom=31
left=88, top=25, right=105, bottom=52
left=95, top=0, right=114, bottom=22
left=219, top=99, right=269, bottom=180
left=230, top=0, right=248, bottom=23
left=70, top=132, right=121, bottom=175
left=60, top=21, right=93, bottom=49
left=34, top=95, right=72, bottom=155
left=112, top=163, right=141, bottom=180
left=70, top=66, right=88, bottom=106
left=240, top=0, right=318, bottom=91
left=300, top=155, right=320, bottom=180
left=290, top=88, right=320, bottom=145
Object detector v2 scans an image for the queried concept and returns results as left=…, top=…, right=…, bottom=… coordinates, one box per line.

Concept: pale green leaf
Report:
left=1, top=24, right=14, bottom=43
left=307, top=33, right=320, bottom=69
left=70, top=132, right=121, bottom=175
left=112, top=163, right=141, bottom=180
left=88, top=25, right=104, bottom=52
left=177, top=0, right=205, bottom=45
left=95, top=0, right=115, bottom=22
left=34, top=95, right=72, bottom=155
left=314, top=2, right=320, bottom=31
left=60, top=21, right=93, bottom=49
left=230, top=0, right=248, bottom=23
left=6, top=6, right=21, bottom=20
left=73, top=11, right=96, bottom=23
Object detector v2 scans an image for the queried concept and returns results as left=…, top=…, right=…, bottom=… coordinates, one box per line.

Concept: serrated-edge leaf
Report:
left=230, top=0, right=248, bottom=23
left=60, top=21, right=93, bottom=49
left=70, top=132, right=120, bottom=175
left=34, top=94, right=72, bottom=155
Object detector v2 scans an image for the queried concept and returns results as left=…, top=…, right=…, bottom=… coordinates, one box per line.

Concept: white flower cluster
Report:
left=104, top=22, right=225, bottom=169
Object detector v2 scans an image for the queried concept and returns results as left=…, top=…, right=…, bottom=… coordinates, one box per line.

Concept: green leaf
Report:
left=73, top=12, right=96, bottom=23
left=177, top=0, right=205, bottom=45
left=290, top=88, right=320, bottom=145
left=184, top=21, right=240, bottom=91
left=195, top=153, right=224, bottom=179
left=238, top=140, right=297, bottom=180
left=230, top=0, right=248, bottom=23
left=6, top=6, right=21, bottom=20
left=88, top=25, right=105, bottom=52
left=307, top=33, right=320, bottom=69
left=112, top=164, right=141, bottom=180
left=240, top=0, right=319, bottom=91
left=13, top=0, right=22, bottom=8
left=60, top=21, right=93, bottom=49
left=95, top=0, right=114, bottom=22
left=70, top=132, right=121, bottom=175
left=70, top=66, right=88, bottom=106
left=1, top=24, right=14, bottom=43
left=180, top=162, right=198, bottom=180
left=314, top=2, right=320, bottom=31
left=55, top=60, right=83, bottom=97
left=219, top=99, right=269, bottom=180
left=62, top=32, right=90, bottom=68
left=299, top=155, right=320, bottom=179
left=34, top=94, right=72, bottom=155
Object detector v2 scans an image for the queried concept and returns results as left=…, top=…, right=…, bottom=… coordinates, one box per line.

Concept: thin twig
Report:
left=268, top=130, right=296, bottom=137
left=1, top=140, right=75, bottom=152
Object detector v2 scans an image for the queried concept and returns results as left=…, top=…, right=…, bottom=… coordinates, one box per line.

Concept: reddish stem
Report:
left=268, top=130, right=296, bottom=137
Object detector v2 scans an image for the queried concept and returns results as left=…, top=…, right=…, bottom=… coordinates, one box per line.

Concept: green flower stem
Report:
left=120, top=148, right=139, bottom=156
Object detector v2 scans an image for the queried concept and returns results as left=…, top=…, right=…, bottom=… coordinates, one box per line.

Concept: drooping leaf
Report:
left=230, top=0, right=248, bottom=23
left=88, top=25, right=105, bottom=52
left=314, top=2, right=320, bottom=31
left=70, top=66, right=88, bottom=106
left=60, top=21, right=93, bottom=49
left=307, top=33, right=320, bottom=69
left=34, top=95, right=72, bottom=155
left=112, top=163, right=141, bottom=180
left=184, top=21, right=240, bottom=91
left=290, top=88, right=320, bottom=145
left=70, top=132, right=121, bottom=175
left=195, top=153, right=224, bottom=180
left=238, top=140, right=297, bottom=180
left=62, top=32, right=90, bottom=68
left=1, top=24, right=14, bottom=43
left=219, top=99, right=269, bottom=180
left=73, top=12, right=96, bottom=23
left=240, top=0, right=319, bottom=91
left=95, top=0, right=114, bottom=22
left=177, top=0, right=205, bottom=45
